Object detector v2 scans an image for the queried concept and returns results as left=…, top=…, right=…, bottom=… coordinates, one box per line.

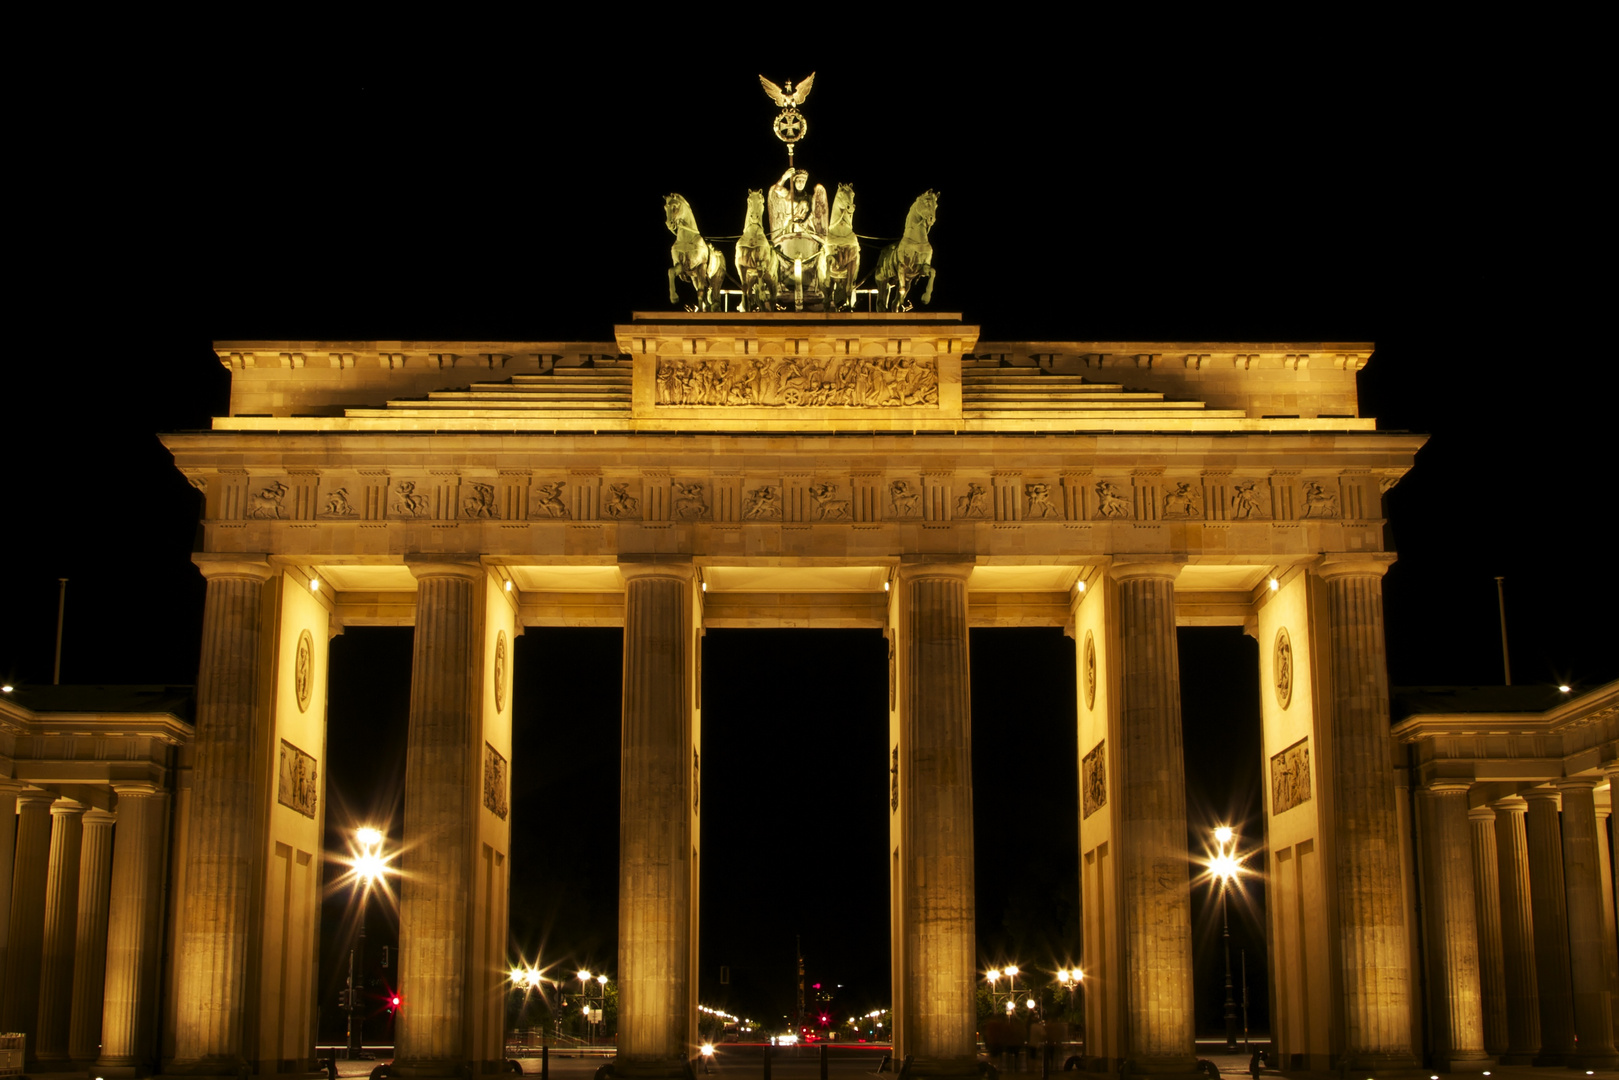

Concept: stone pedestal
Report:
left=1111, top=562, right=1196, bottom=1075
left=1, top=792, right=56, bottom=1043
left=99, top=785, right=171, bottom=1076
left=1491, top=797, right=1540, bottom=1062
left=615, top=558, right=697, bottom=1078
left=1316, top=559, right=1414, bottom=1067
left=1555, top=779, right=1619, bottom=1068
left=168, top=555, right=274, bottom=1074
left=895, top=558, right=978, bottom=1077
left=1417, top=784, right=1490, bottom=1069
left=395, top=558, right=488, bottom=1079
left=1523, top=790, right=1575, bottom=1063
left=69, top=808, right=117, bottom=1063
left=34, top=798, right=87, bottom=1064
left=1467, top=805, right=1509, bottom=1057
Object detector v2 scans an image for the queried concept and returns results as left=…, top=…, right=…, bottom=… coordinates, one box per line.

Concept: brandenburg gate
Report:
left=149, top=313, right=1446, bottom=1080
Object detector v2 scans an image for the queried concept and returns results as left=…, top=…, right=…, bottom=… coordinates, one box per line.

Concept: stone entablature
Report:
left=210, top=317, right=1377, bottom=431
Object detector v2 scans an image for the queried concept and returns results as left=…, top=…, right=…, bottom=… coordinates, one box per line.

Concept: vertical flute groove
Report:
left=35, top=801, right=86, bottom=1062
left=1469, top=807, right=1510, bottom=1056
left=68, top=809, right=116, bottom=1061
left=1493, top=800, right=1541, bottom=1060
left=98, top=790, right=168, bottom=1068
left=1524, top=792, right=1575, bottom=1062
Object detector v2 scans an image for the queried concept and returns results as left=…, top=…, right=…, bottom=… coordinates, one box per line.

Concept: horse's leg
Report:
left=920, top=265, right=936, bottom=306
left=668, top=265, right=681, bottom=305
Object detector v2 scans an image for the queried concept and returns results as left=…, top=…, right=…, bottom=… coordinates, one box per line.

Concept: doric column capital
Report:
left=1422, top=779, right=1474, bottom=796
left=617, top=555, right=695, bottom=584
left=896, top=554, right=974, bottom=583
left=1314, top=552, right=1396, bottom=581
left=50, top=797, right=87, bottom=818
left=1521, top=787, right=1561, bottom=810
left=1469, top=803, right=1498, bottom=823
left=82, top=807, right=117, bottom=828
left=111, top=781, right=163, bottom=800
left=16, top=788, right=57, bottom=809
left=403, top=555, right=486, bottom=582
left=1491, top=795, right=1529, bottom=814
left=0, top=777, right=27, bottom=795
left=1108, top=556, right=1185, bottom=583
left=1555, top=776, right=1602, bottom=794
left=191, top=553, right=274, bottom=581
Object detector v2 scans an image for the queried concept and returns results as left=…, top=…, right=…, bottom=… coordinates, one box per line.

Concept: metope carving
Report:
left=603, top=483, right=640, bottom=519
left=673, top=482, right=710, bottom=519
left=462, top=483, right=497, bottom=519
left=1301, top=480, right=1340, bottom=519
left=1024, top=483, right=1060, bottom=519
left=277, top=739, right=318, bottom=819
left=531, top=481, right=569, bottom=519
left=493, top=630, right=507, bottom=713
left=483, top=743, right=509, bottom=820
left=392, top=481, right=432, bottom=518
left=1271, top=737, right=1311, bottom=814
left=294, top=629, right=314, bottom=713
left=1083, top=631, right=1097, bottom=710
left=323, top=487, right=357, bottom=517
left=1162, top=482, right=1203, bottom=519
left=249, top=481, right=289, bottom=519
left=955, top=483, right=990, bottom=519
left=654, top=355, right=938, bottom=408
left=694, top=748, right=701, bottom=812
left=743, top=485, right=782, bottom=519
left=808, top=482, right=850, bottom=520
left=1230, top=481, right=1267, bottom=519
left=1094, top=481, right=1130, bottom=518
left=1082, top=741, right=1107, bottom=819
left=1274, top=627, right=1294, bottom=710
left=890, top=480, right=921, bottom=518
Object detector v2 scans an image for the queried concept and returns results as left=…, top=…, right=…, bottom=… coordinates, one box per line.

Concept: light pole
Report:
left=348, top=826, right=389, bottom=1059
left=1209, top=827, right=1242, bottom=1053
left=577, top=971, right=607, bottom=1042
left=1055, top=968, right=1083, bottom=1058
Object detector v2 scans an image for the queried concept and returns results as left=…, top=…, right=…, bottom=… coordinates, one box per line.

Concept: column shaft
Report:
left=1597, top=802, right=1619, bottom=1038
left=616, top=561, right=694, bottom=1073
left=1556, top=780, right=1619, bottom=1066
left=897, top=561, right=977, bottom=1073
left=0, top=793, right=56, bottom=1037
left=35, top=800, right=87, bottom=1062
left=1467, top=805, right=1509, bottom=1057
left=396, top=562, right=484, bottom=1075
left=1524, top=791, right=1575, bottom=1061
left=1492, top=798, right=1540, bottom=1062
left=1113, top=565, right=1195, bottom=1072
left=171, top=559, right=273, bottom=1068
left=99, top=787, right=171, bottom=1073
left=70, top=808, right=117, bottom=1062
left=0, top=783, right=20, bottom=993
left=1319, top=565, right=1413, bottom=1065
left=1417, top=786, right=1489, bottom=1067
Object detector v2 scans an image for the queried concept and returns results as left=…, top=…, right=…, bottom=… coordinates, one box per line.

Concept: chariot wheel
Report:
left=783, top=387, right=803, bottom=405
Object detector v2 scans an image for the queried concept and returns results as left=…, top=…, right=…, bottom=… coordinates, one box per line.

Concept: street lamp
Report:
left=345, top=826, right=393, bottom=1059
left=1208, top=827, right=1245, bottom=1052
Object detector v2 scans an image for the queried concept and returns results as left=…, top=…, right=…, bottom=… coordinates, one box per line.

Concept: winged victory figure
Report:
left=759, top=73, right=815, bottom=107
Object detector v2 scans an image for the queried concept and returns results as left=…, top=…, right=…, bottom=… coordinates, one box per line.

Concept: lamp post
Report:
left=577, top=971, right=607, bottom=1042
left=1055, top=968, right=1083, bottom=1058
left=1210, top=827, right=1242, bottom=1053
left=348, top=826, right=389, bottom=1059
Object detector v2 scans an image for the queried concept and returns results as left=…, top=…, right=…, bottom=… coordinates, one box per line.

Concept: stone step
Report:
left=965, top=399, right=1209, bottom=411
left=962, top=408, right=1249, bottom=420
left=963, top=392, right=1168, bottom=403
left=423, top=393, right=631, bottom=404
left=346, top=407, right=631, bottom=419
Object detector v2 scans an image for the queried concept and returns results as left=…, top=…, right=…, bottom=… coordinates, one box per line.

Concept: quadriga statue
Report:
left=875, top=190, right=937, bottom=312
left=665, top=193, right=728, bottom=312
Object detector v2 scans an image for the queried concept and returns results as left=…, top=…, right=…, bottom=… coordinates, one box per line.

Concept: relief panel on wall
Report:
left=484, top=743, right=509, bottom=820
left=1082, top=740, right=1107, bottom=819
left=278, top=739, right=319, bottom=818
left=1271, top=737, right=1311, bottom=815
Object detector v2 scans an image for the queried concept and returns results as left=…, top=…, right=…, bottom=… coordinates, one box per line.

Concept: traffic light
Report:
left=337, top=990, right=350, bottom=1008
left=390, top=995, right=401, bottom=1011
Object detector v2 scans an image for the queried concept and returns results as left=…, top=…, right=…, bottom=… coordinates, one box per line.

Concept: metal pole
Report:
left=1222, top=885, right=1237, bottom=1051
left=53, top=578, right=67, bottom=684
left=1494, top=576, right=1512, bottom=685
left=348, top=912, right=366, bottom=1056
left=763, top=1042, right=771, bottom=1080
left=346, top=947, right=356, bottom=1058
left=542, top=1044, right=549, bottom=1080
left=1240, top=949, right=1249, bottom=1053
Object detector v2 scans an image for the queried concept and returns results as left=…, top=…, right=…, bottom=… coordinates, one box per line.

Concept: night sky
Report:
left=3, top=39, right=1611, bottom=1041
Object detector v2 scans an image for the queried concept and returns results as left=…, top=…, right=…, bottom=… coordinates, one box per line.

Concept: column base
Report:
left=1567, top=1052, right=1619, bottom=1070
left=1491, top=1052, right=1536, bottom=1066
left=1428, top=1052, right=1494, bottom=1073
left=898, top=1056, right=984, bottom=1080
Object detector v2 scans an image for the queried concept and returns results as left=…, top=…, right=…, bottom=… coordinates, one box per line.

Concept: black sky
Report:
left=3, top=33, right=1612, bottom=1040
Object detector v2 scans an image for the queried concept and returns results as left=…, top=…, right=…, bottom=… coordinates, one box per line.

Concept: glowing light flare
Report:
left=356, top=826, right=384, bottom=849
left=1214, top=825, right=1234, bottom=846
left=1559, top=685, right=1572, bottom=693
left=700, top=1044, right=715, bottom=1057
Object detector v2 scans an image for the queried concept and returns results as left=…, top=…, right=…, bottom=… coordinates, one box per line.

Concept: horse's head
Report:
left=833, top=183, right=856, bottom=225
left=746, top=189, right=764, bottom=221
left=912, top=190, right=939, bottom=228
left=664, top=193, right=690, bottom=235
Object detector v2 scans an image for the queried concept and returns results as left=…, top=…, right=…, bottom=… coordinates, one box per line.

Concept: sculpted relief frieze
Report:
left=1271, top=737, right=1311, bottom=815
left=277, top=739, right=318, bottom=818
left=655, top=355, right=939, bottom=408
left=1082, top=740, right=1107, bottom=819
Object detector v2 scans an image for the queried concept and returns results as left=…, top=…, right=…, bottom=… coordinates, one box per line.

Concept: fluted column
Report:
left=1111, top=562, right=1196, bottom=1074
left=69, top=808, right=116, bottom=1063
left=1600, top=769, right=1619, bottom=1037
left=395, top=557, right=486, bottom=1078
left=1468, top=805, right=1509, bottom=1057
left=1492, top=797, right=1540, bottom=1062
left=99, top=784, right=170, bottom=1075
left=1523, top=789, right=1574, bottom=1063
left=35, top=799, right=88, bottom=1063
left=170, top=555, right=274, bottom=1071
left=1556, top=778, right=1619, bottom=1067
left=1418, top=784, right=1490, bottom=1068
left=0, top=781, right=22, bottom=993
left=1315, top=558, right=1413, bottom=1066
left=0, top=792, right=56, bottom=1038
left=896, top=558, right=977, bottom=1076
left=616, top=557, right=695, bottom=1077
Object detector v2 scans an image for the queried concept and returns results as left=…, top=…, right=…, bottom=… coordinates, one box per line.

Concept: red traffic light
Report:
left=392, top=996, right=401, bottom=1008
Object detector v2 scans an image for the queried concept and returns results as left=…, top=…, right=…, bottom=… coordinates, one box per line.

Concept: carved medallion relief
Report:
left=1081, top=741, right=1107, bottom=819
left=1273, top=627, right=1294, bottom=710
left=1083, top=631, right=1097, bottom=711
left=654, top=355, right=939, bottom=408
left=294, top=629, right=314, bottom=713
left=1270, top=737, right=1311, bottom=814
left=483, top=743, right=509, bottom=820
left=278, top=739, right=318, bottom=818
left=493, top=630, right=507, bottom=713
